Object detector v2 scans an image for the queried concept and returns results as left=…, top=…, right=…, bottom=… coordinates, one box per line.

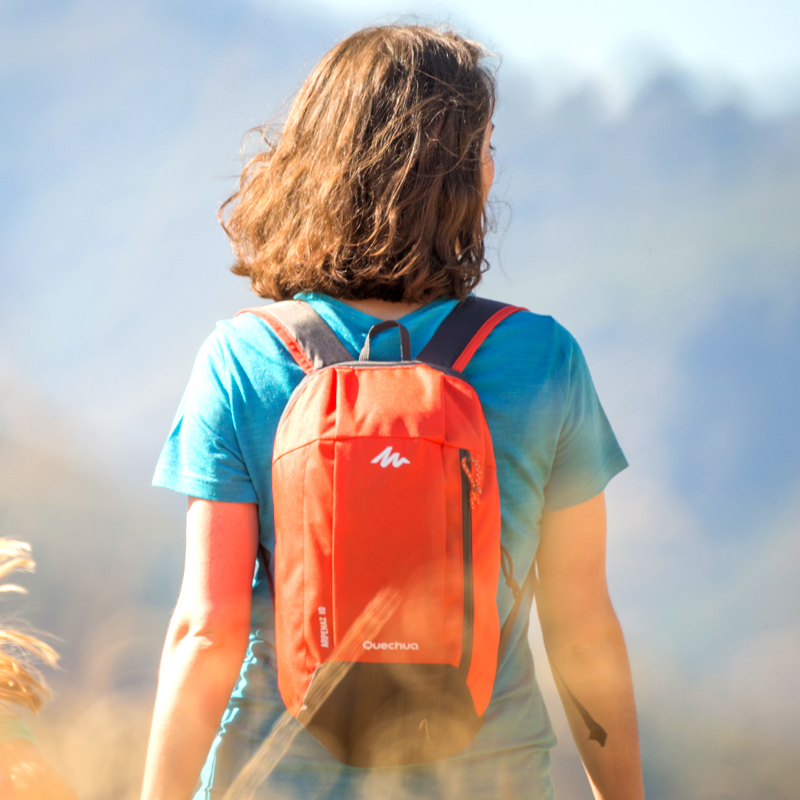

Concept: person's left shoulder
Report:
left=492, top=305, right=556, bottom=337
left=466, top=302, right=561, bottom=375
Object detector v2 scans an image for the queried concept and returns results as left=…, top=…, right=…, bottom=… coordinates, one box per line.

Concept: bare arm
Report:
left=141, top=499, right=259, bottom=800
left=536, top=492, right=644, bottom=800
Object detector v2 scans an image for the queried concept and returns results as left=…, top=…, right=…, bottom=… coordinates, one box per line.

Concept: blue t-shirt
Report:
left=153, top=293, right=627, bottom=799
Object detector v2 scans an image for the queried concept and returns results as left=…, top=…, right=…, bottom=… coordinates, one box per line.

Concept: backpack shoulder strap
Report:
left=499, top=557, right=608, bottom=746
left=237, top=299, right=352, bottom=373
left=417, top=297, right=525, bottom=371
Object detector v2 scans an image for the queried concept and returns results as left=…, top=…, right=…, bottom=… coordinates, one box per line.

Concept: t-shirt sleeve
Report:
left=543, top=323, right=628, bottom=512
left=152, top=327, right=258, bottom=503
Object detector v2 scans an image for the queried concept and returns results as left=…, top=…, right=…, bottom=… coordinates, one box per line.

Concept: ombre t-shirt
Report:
left=153, top=293, right=628, bottom=799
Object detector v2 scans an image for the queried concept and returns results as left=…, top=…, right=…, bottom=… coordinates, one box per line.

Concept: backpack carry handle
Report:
left=359, top=320, right=412, bottom=362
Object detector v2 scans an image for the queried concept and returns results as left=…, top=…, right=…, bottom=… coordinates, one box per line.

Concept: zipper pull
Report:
left=460, top=454, right=483, bottom=510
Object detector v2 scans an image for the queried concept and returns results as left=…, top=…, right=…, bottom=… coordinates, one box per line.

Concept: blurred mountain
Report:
left=482, top=61, right=800, bottom=634
left=0, top=374, right=184, bottom=690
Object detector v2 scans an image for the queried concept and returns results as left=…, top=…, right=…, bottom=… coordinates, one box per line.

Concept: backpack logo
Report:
left=370, top=446, right=410, bottom=468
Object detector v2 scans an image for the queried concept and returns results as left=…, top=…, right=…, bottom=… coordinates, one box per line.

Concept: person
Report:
left=143, top=24, right=645, bottom=800
left=0, top=539, right=79, bottom=800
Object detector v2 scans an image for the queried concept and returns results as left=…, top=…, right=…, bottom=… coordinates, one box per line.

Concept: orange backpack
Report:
left=240, top=298, right=532, bottom=767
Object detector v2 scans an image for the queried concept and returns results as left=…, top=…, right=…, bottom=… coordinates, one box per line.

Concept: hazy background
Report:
left=1, top=1, right=799, bottom=797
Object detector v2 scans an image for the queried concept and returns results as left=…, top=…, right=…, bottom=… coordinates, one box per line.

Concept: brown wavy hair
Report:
left=220, top=25, right=496, bottom=303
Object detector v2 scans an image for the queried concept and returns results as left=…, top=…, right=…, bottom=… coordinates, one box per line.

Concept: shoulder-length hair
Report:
left=221, top=25, right=496, bottom=303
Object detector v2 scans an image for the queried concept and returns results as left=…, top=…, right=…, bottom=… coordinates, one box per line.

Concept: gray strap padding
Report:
left=416, top=297, right=510, bottom=370
left=264, top=300, right=352, bottom=369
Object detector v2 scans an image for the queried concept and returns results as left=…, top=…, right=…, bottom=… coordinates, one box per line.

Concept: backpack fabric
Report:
left=242, top=298, right=522, bottom=767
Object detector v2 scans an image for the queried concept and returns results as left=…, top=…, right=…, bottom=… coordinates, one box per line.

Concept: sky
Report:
left=290, top=0, right=800, bottom=113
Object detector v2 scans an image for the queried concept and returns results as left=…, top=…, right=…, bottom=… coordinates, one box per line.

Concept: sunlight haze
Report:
left=289, top=0, right=800, bottom=111
left=2, top=2, right=799, bottom=796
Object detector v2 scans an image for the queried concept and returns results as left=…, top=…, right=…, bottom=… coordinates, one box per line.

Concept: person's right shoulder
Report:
left=200, top=307, right=278, bottom=349
left=193, top=308, right=302, bottom=375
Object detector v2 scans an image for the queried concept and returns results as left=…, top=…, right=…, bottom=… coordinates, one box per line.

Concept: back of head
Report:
left=222, top=25, right=496, bottom=303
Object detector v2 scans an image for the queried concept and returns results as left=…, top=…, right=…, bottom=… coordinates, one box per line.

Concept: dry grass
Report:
left=33, top=689, right=153, bottom=800
left=0, top=540, right=59, bottom=716
left=1, top=538, right=154, bottom=799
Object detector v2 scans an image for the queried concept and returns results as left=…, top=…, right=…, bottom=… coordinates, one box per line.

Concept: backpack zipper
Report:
left=458, top=449, right=474, bottom=676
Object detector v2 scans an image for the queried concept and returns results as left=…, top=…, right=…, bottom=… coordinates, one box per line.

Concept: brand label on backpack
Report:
left=318, top=606, right=330, bottom=648
left=370, top=446, right=410, bottom=468
left=362, top=640, right=419, bottom=651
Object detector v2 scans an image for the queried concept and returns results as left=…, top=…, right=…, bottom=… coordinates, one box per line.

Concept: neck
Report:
left=341, top=298, right=423, bottom=321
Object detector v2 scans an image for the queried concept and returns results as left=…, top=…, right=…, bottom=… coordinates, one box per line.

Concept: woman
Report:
left=143, top=25, right=644, bottom=800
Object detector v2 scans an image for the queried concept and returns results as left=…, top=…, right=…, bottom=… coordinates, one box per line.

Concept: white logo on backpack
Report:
left=362, top=641, right=419, bottom=651
left=370, top=446, right=410, bottom=468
